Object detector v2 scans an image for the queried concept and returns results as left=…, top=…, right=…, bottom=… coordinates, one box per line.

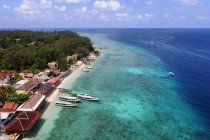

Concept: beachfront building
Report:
left=1, top=111, right=41, bottom=135
left=48, top=62, right=58, bottom=69
left=47, top=76, right=60, bottom=86
left=15, top=78, right=42, bottom=93
left=24, top=73, right=34, bottom=78
left=16, top=94, right=46, bottom=112
left=0, top=102, right=18, bottom=113
left=66, top=54, right=78, bottom=64
left=35, top=72, right=50, bottom=82
left=0, top=102, right=18, bottom=129
left=37, top=82, right=53, bottom=96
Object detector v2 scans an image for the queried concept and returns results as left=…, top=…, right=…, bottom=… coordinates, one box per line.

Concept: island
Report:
left=0, top=30, right=99, bottom=139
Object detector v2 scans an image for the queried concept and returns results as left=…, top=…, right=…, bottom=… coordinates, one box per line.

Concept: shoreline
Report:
left=23, top=61, right=96, bottom=140
left=46, top=63, right=86, bottom=103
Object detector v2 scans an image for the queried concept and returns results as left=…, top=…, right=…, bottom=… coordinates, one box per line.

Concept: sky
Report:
left=0, top=0, right=210, bottom=28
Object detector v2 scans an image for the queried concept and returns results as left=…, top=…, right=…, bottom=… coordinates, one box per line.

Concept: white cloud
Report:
left=15, top=0, right=53, bottom=20
left=93, top=0, right=121, bottom=11
left=59, top=5, right=66, bottom=11
left=144, top=13, right=153, bottom=18
left=40, top=0, right=53, bottom=9
left=146, top=1, right=153, bottom=5
left=2, top=4, right=10, bottom=9
left=179, top=0, right=198, bottom=6
left=136, top=14, right=143, bottom=19
left=115, top=12, right=133, bottom=21
left=59, top=0, right=85, bottom=3
left=99, top=13, right=109, bottom=21
left=196, top=16, right=206, bottom=20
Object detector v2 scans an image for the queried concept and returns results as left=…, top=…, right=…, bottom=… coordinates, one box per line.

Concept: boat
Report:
left=82, top=69, right=89, bottom=72
left=77, top=94, right=100, bottom=101
left=168, top=72, right=175, bottom=76
left=58, top=88, right=73, bottom=93
left=59, top=96, right=81, bottom=102
left=86, top=98, right=100, bottom=101
left=55, top=101, right=77, bottom=107
left=77, top=94, right=94, bottom=99
left=86, top=66, right=93, bottom=69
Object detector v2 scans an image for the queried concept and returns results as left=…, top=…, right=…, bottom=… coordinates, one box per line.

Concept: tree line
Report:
left=0, top=30, right=94, bottom=72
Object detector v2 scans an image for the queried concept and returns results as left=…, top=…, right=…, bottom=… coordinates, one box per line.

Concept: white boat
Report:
left=86, top=98, right=100, bottom=101
left=168, top=72, right=175, bottom=76
left=55, top=101, right=77, bottom=107
left=59, top=96, right=81, bottom=102
left=82, top=69, right=89, bottom=72
left=86, top=66, right=93, bottom=69
left=77, top=94, right=100, bottom=101
left=77, top=94, right=94, bottom=99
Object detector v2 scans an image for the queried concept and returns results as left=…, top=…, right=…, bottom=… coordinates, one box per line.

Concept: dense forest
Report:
left=0, top=30, right=94, bottom=71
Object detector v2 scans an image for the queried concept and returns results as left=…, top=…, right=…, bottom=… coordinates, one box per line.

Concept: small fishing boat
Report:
left=82, top=69, right=89, bottom=72
left=55, top=101, right=77, bottom=107
left=86, top=98, right=100, bottom=101
left=86, top=66, right=93, bottom=69
left=59, top=96, right=81, bottom=102
left=168, top=72, right=175, bottom=76
left=58, top=88, right=73, bottom=93
left=77, top=94, right=94, bottom=99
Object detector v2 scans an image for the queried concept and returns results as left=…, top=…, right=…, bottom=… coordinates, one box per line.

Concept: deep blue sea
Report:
left=14, top=28, right=209, bottom=140
left=76, top=28, right=210, bottom=130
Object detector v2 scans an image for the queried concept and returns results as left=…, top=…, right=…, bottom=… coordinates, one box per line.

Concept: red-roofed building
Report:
left=0, top=102, right=18, bottom=113
left=0, top=73, right=11, bottom=80
left=47, top=76, right=60, bottom=85
left=1, top=111, right=41, bottom=135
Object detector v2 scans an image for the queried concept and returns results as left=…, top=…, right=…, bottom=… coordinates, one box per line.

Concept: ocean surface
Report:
left=27, top=29, right=210, bottom=140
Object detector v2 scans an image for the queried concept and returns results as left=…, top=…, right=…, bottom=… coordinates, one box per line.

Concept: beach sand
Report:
left=23, top=63, right=87, bottom=140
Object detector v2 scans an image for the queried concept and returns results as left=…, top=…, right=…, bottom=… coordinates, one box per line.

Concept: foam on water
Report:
left=27, top=33, right=210, bottom=140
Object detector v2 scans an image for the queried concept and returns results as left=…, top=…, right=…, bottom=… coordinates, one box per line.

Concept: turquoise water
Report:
left=29, top=33, right=210, bottom=140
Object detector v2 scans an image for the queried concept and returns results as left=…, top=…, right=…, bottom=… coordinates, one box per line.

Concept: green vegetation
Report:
left=0, top=31, right=94, bottom=71
left=0, top=85, right=31, bottom=104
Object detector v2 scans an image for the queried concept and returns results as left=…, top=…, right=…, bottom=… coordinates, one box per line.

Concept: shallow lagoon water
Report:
left=28, top=33, right=210, bottom=140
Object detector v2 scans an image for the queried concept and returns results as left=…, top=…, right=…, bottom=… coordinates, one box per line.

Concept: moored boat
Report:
left=59, top=96, right=81, bottom=102
left=168, top=72, right=175, bottom=76
left=55, top=101, right=77, bottom=107
left=82, top=69, right=89, bottom=72
left=86, top=66, right=93, bottom=69
left=86, top=98, right=100, bottom=101
left=58, top=88, right=73, bottom=93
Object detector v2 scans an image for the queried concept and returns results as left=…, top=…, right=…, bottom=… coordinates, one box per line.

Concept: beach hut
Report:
left=16, top=94, right=46, bottom=112
left=15, top=78, right=41, bottom=93
left=1, top=111, right=41, bottom=135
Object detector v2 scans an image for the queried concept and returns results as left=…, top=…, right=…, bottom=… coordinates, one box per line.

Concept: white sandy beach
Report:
left=47, top=63, right=86, bottom=102
left=23, top=63, right=87, bottom=140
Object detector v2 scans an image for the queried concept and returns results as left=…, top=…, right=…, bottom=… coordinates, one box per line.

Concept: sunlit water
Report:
left=26, top=32, right=210, bottom=140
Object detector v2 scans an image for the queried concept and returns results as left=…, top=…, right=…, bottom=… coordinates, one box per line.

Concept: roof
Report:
left=0, top=102, right=18, bottom=113
left=37, top=82, right=53, bottom=94
left=16, top=94, right=46, bottom=112
left=2, top=111, right=41, bottom=134
left=16, top=79, right=29, bottom=85
left=2, top=102, right=18, bottom=111
left=16, top=78, right=41, bottom=92
left=47, top=76, right=60, bottom=84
